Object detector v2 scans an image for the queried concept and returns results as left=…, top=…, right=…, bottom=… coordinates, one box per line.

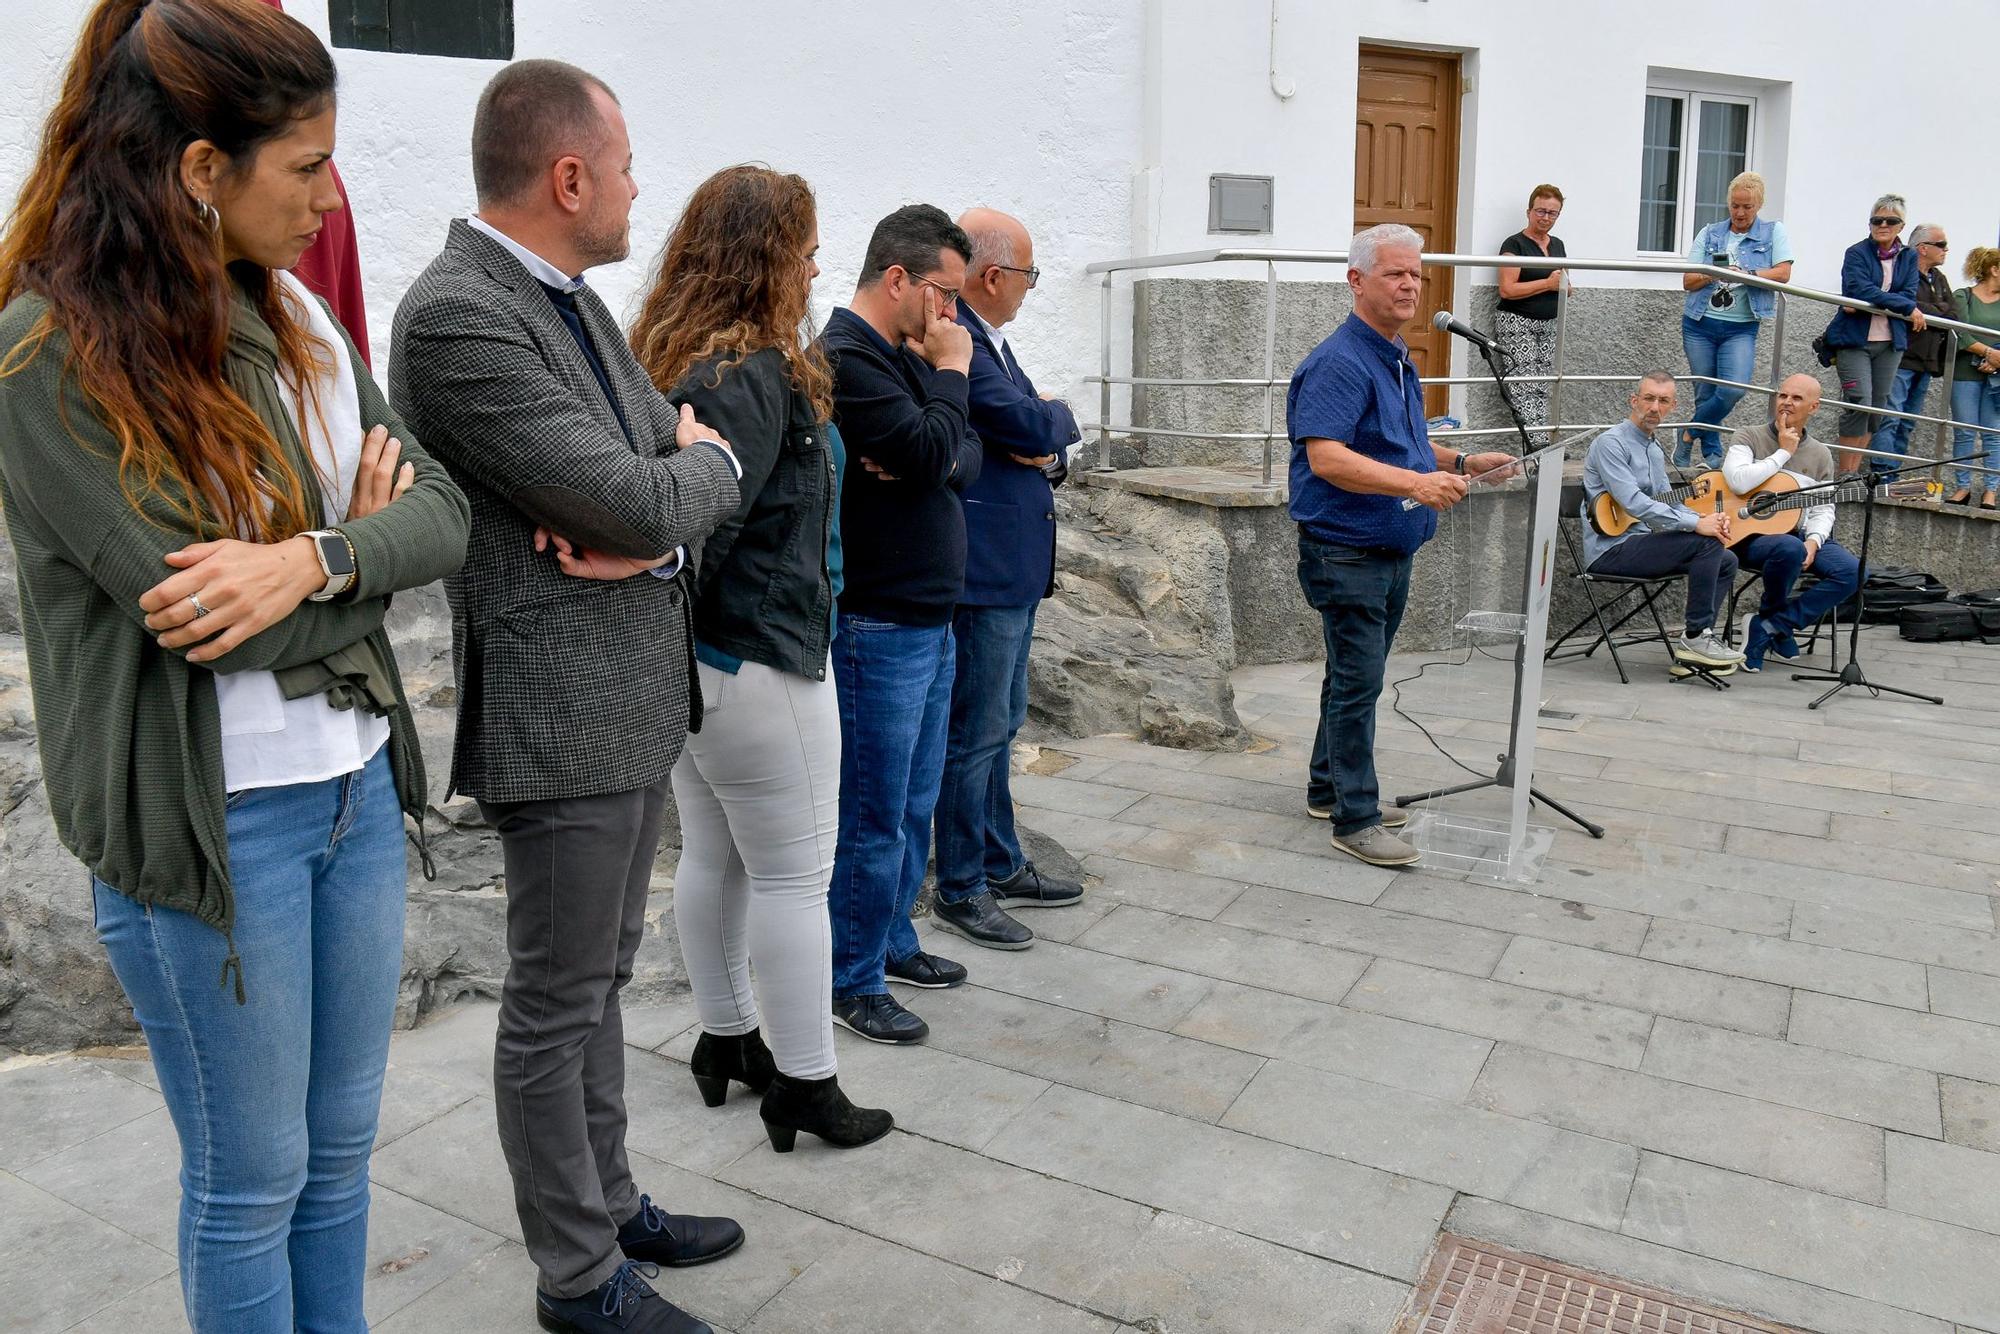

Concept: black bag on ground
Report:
left=1900, top=603, right=1981, bottom=642
left=1950, top=589, right=2000, bottom=638
left=1846, top=564, right=1949, bottom=622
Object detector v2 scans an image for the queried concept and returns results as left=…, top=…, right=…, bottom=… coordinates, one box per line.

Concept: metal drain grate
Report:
left=1403, top=1236, right=1800, bottom=1333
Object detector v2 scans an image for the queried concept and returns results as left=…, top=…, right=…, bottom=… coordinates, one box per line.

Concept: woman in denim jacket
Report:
left=1677, top=171, right=1793, bottom=469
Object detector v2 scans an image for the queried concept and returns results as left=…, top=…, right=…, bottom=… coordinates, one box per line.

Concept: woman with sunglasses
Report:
left=1823, top=194, right=1923, bottom=473
left=0, top=2, right=468, bottom=1327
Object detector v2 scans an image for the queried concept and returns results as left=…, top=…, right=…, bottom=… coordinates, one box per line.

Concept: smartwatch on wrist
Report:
left=302, top=529, right=357, bottom=602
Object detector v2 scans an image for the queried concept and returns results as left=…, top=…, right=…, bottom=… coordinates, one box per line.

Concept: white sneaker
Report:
left=1675, top=631, right=1745, bottom=669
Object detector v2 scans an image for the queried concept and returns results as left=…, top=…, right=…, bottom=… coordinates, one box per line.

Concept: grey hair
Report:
left=1871, top=193, right=1907, bottom=220
left=1910, top=222, right=1944, bottom=245
left=1350, top=223, right=1423, bottom=274
left=963, top=220, right=1018, bottom=273
left=1637, top=369, right=1677, bottom=388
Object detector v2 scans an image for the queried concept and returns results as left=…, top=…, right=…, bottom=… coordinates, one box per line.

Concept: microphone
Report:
left=1431, top=309, right=1502, bottom=357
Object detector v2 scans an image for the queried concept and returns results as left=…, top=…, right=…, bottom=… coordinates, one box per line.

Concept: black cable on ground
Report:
left=1387, top=646, right=1489, bottom=781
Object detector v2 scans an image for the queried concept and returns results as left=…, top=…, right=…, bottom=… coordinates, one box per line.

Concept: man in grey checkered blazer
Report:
left=389, top=60, right=744, bottom=1334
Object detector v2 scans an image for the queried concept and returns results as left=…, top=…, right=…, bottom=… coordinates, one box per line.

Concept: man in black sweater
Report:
left=822, top=205, right=983, bottom=1045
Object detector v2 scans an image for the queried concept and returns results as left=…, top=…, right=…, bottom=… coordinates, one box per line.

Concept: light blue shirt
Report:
left=1580, top=418, right=1698, bottom=567
left=1688, top=220, right=1793, bottom=323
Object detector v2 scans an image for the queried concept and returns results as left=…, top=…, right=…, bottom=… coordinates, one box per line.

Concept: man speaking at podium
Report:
left=1287, top=223, right=1514, bottom=868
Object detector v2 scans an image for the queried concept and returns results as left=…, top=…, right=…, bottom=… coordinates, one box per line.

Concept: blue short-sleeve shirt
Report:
left=1286, top=314, right=1439, bottom=553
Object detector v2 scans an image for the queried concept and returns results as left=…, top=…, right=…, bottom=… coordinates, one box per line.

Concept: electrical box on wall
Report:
left=1208, top=175, right=1274, bottom=234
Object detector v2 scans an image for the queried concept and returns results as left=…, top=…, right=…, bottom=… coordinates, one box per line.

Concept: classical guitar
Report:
left=1588, top=471, right=1719, bottom=538
left=1717, top=473, right=1874, bottom=542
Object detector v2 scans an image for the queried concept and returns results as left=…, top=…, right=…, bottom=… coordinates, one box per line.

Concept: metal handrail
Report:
left=1088, top=246, right=2000, bottom=488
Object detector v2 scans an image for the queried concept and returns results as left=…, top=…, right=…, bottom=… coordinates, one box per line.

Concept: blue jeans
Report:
left=1736, top=533, right=1863, bottom=633
left=1678, top=315, right=1759, bottom=466
left=93, top=748, right=405, bottom=1334
left=1872, top=366, right=1933, bottom=465
left=829, top=613, right=955, bottom=999
left=934, top=603, right=1037, bottom=904
left=1297, top=534, right=1410, bottom=838
left=1951, top=377, right=2000, bottom=495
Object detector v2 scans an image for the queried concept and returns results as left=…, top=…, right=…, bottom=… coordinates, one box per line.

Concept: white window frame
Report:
left=1638, top=85, right=1758, bottom=257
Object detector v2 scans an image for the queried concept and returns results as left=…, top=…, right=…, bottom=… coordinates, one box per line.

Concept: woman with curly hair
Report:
left=629, top=165, right=891, bottom=1152
left=0, top=0, right=467, bottom=1327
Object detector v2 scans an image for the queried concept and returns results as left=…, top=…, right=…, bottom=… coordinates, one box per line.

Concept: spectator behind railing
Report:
left=1677, top=171, right=1793, bottom=470
left=1872, top=223, right=1956, bottom=472
left=1947, top=246, right=2000, bottom=509
left=1495, top=183, right=1567, bottom=442
left=1825, top=194, right=1922, bottom=473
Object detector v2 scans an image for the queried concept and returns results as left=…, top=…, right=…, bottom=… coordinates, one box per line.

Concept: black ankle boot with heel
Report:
left=688, top=1029, right=777, bottom=1108
left=759, top=1072, right=893, bottom=1152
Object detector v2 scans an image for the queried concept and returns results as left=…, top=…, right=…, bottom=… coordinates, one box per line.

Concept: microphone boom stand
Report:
left=1393, top=339, right=1605, bottom=839
left=1782, top=457, right=1945, bottom=710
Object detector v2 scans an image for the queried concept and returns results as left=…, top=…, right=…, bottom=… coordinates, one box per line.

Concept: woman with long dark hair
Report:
left=0, top=2, right=468, bottom=1328
left=630, top=166, right=891, bottom=1152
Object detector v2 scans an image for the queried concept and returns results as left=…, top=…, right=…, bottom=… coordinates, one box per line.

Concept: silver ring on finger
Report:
left=188, top=592, right=211, bottom=619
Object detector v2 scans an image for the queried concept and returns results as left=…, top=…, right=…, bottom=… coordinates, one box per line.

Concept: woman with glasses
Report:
left=1823, top=194, right=1923, bottom=473
left=1677, top=171, right=1793, bottom=469
left=1873, top=225, right=1956, bottom=471
left=1947, top=247, right=2000, bottom=509
left=628, top=165, right=893, bottom=1152
left=1494, top=184, right=1568, bottom=441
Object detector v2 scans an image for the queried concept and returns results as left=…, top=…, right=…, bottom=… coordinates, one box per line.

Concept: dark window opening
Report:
left=329, top=0, right=513, bottom=61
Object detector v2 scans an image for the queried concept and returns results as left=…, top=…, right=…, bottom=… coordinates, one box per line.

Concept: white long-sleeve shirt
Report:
left=1722, top=435, right=1834, bottom=544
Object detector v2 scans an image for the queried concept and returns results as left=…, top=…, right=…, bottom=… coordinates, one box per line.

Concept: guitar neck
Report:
left=1744, top=482, right=1872, bottom=516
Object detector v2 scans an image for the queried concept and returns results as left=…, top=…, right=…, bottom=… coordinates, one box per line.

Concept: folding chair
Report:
left=1721, top=566, right=1835, bottom=661
left=1545, top=482, right=1731, bottom=690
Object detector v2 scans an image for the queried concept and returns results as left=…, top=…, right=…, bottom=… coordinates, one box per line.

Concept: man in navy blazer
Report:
left=930, top=209, right=1086, bottom=952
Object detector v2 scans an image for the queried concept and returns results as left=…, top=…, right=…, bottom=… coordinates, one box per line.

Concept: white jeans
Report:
left=671, top=659, right=840, bottom=1079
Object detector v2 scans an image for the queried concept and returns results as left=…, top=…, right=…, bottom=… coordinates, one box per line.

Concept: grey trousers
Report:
left=482, top=780, right=670, bottom=1299
left=1835, top=340, right=1902, bottom=439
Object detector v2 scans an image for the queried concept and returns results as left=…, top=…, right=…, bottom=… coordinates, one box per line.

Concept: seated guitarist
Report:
left=1581, top=371, right=1745, bottom=671
left=1724, top=372, right=1864, bottom=671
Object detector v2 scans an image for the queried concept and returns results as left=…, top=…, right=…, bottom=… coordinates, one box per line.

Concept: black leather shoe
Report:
left=832, top=992, right=929, bottom=1044
left=688, top=1029, right=776, bottom=1108
left=988, top=861, right=1084, bottom=908
left=536, top=1260, right=711, bottom=1333
left=760, top=1071, right=894, bottom=1152
left=933, top=890, right=1034, bottom=949
left=616, top=1194, right=743, bottom=1269
left=886, top=949, right=968, bottom=988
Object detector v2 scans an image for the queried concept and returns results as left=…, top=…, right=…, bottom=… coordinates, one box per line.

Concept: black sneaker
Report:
left=933, top=890, right=1034, bottom=950
left=617, top=1194, right=743, bottom=1268
left=832, top=992, right=929, bottom=1044
left=536, top=1261, right=710, bottom=1333
left=988, top=861, right=1084, bottom=908
left=886, top=949, right=968, bottom=988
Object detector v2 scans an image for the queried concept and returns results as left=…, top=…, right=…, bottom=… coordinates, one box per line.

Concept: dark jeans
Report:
left=1587, top=531, right=1738, bottom=637
left=1297, top=533, right=1410, bottom=838
left=829, top=613, right=956, bottom=1000
left=482, top=780, right=670, bottom=1299
left=934, top=602, right=1037, bottom=903
left=1737, top=533, right=1863, bottom=632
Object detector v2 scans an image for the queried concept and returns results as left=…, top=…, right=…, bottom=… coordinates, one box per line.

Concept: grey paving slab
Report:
left=1622, top=1152, right=2000, bottom=1328
left=916, top=984, right=1265, bottom=1123
left=620, top=994, right=704, bottom=1052
left=998, top=894, right=1115, bottom=945
left=1217, top=885, right=1513, bottom=977
left=1895, top=770, right=2000, bottom=808
left=0, top=1054, right=162, bottom=1173
left=985, top=1083, right=1454, bottom=1282
left=1792, top=992, right=2000, bottom=1085
left=65, top=1274, right=191, bottom=1334
left=0, top=1171, right=176, bottom=1333
left=1793, top=902, right=2000, bottom=977
left=1108, top=826, right=1397, bottom=906
left=1538, top=864, right=1794, bottom=936
left=1601, top=746, right=1896, bottom=793
left=359, top=1183, right=511, bottom=1327
left=375, top=1062, right=477, bottom=1151
left=1223, top=1058, right=1638, bottom=1229
left=1641, top=1017, right=1943, bottom=1137
left=1093, top=757, right=1309, bottom=818
left=1594, top=758, right=1999, bottom=833
left=739, top=1229, right=1121, bottom=1334
left=1472, top=1043, right=1887, bottom=1204
left=1343, top=957, right=1655, bottom=1069
left=1010, top=771, right=1148, bottom=819
left=1887, top=1132, right=2000, bottom=1236
left=1535, top=770, right=1834, bottom=838
left=1494, top=936, right=1792, bottom=1037
left=19, top=1104, right=180, bottom=1251
left=659, top=1024, right=1051, bottom=1154
left=367, top=1097, right=522, bottom=1244
left=1072, top=903, right=1372, bottom=1005
left=1834, top=813, right=2000, bottom=866
left=1726, top=825, right=2000, bottom=896
left=1058, top=732, right=1211, bottom=770
left=618, top=1048, right=780, bottom=1175
left=1013, top=806, right=1152, bottom=857
left=1114, top=790, right=1404, bottom=862
left=1075, top=853, right=1251, bottom=920
left=1640, top=918, right=1929, bottom=1008
left=1943, top=1077, right=2000, bottom=1153
left=1173, top=980, right=1492, bottom=1100
left=380, top=1001, right=501, bottom=1097
left=1933, top=967, right=2000, bottom=1026
left=1447, top=1197, right=1953, bottom=1334
left=1373, top=876, right=1653, bottom=954
left=79, top=1049, right=160, bottom=1092
left=369, top=1238, right=742, bottom=1334
left=919, top=931, right=1217, bottom=1030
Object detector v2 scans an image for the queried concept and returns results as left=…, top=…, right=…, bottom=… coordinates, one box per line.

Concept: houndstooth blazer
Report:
left=388, top=219, right=739, bottom=804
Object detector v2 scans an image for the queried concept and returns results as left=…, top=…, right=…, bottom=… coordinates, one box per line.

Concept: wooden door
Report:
left=1355, top=45, right=1461, bottom=418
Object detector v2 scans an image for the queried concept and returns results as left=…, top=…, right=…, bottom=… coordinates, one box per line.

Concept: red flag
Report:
left=258, top=0, right=371, bottom=365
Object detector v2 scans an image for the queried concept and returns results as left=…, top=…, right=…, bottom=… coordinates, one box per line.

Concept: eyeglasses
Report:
left=1529, top=208, right=1561, bottom=220
left=1869, top=216, right=1903, bottom=228
left=992, top=263, right=1041, bottom=288
left=1922, top=240, right=1950, bottom=251
left=880, top=265, right=960, bottom=306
